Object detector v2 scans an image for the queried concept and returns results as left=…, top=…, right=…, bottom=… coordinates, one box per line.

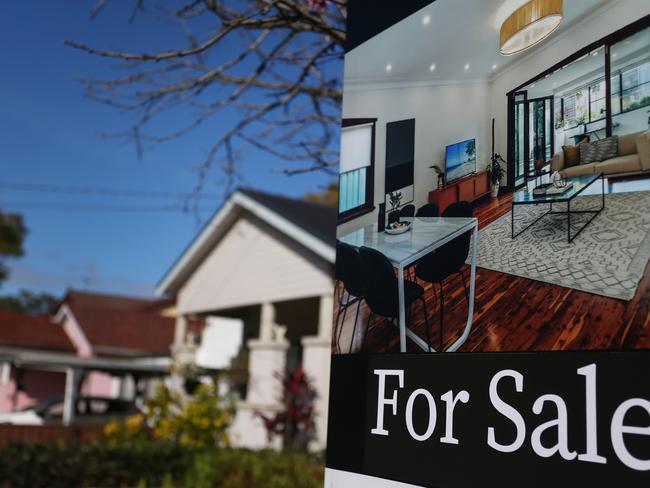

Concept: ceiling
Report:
left=344, top=0, right=612, bottom=86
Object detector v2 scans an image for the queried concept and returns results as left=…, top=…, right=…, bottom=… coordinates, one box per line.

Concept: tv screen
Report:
left=445, top=138, right=476, bottom=182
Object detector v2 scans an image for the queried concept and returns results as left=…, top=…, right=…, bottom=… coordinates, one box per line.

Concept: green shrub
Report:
left=0, top=440, right=324, bottom=488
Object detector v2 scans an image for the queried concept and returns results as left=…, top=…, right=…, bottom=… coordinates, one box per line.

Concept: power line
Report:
left=0, top=180, right=223, bottom=200
left=0, top=201, right=216, bottom=213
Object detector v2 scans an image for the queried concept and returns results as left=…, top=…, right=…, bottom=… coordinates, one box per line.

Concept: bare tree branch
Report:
left=67, top=0, right=346, bottom=201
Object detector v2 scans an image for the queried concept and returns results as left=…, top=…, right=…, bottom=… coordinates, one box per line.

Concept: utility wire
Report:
left=0, top=202, right=215, bottom=213
left=0, top=180, right=223, bottom=199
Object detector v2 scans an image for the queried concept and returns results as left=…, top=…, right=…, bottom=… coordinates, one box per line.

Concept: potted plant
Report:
left=486, top=154, right=506, bottom=197
left=429, top=164, right=445, bottom=189
left=387, top=191, right=402, bottom=224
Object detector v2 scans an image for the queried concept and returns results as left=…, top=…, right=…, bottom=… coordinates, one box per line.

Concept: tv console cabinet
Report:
left=428, top=171, right=490, bottom=213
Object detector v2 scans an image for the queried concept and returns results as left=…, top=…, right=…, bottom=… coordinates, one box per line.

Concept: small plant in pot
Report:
left=387, top=191, right=402, bottom=224
left=486, top=154, right=506, bottom=197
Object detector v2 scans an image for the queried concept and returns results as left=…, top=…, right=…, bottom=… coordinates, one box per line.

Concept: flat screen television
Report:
left=445, top=138, right=476, bottom=183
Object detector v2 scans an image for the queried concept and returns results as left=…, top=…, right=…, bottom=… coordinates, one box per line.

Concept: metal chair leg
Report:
left=336, top=293, right=352, bottom=352
left=421, top=297, right=431, bottom=352
left=348, top=300, right=362, bottom=354
left=361, top=311, right=373, bottom=352
left=458, top=270, right=469, bottom=307
left=385, top=318, right=391, bottom=353
left=438, top=282, right=444, bottom=352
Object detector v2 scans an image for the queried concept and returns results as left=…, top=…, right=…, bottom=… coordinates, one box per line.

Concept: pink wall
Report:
left=0, top=368, right=118, bottom=414
left=61, top=312, right=93, bottom=357
left=0, top=368, right=66, bottom=413
left=81, top=371, right=115, bottom=398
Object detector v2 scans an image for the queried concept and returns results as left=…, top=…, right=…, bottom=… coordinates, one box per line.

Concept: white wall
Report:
left=339, top=81, right=492, bottom=236
left=489, top=0, right=650, bottom=175
left=177, top=213, right=333, bottom=314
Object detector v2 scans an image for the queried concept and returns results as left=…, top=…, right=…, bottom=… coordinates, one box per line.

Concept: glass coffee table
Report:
left=511, top=172, right=605, bottom=243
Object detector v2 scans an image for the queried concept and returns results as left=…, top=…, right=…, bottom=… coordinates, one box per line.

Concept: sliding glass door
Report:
left=512, top=94, right=554, bottom=188
left=507, top=18, right=650, bottom=192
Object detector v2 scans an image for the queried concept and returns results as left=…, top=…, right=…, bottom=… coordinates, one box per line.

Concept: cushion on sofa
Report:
left=561, top=163, right=597, bottom=178
left=637, top=131, right=650, bottom=171
left=595, top=154, right=642, bottom=175
left=618, top=132, right=640, bottom=156
left=580, top=136, right=618, bottom=165
left=562, top=145, right=581, bottom=167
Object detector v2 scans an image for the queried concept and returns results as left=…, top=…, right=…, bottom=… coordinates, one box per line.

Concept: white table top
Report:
left=338, top=217, right=477, bottom=268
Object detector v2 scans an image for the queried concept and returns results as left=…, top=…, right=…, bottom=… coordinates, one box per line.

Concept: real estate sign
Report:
left=327, top=1, right=650, bottom=486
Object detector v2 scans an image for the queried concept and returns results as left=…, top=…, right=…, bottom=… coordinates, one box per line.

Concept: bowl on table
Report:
left=385, top=220, right=411, bottom=235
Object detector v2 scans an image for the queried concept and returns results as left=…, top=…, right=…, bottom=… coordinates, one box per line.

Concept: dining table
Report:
left=338, top=216, right=478, bottom=352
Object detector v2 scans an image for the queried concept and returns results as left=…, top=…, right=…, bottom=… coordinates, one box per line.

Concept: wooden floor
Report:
left=333, top=177, right=650, bottom=354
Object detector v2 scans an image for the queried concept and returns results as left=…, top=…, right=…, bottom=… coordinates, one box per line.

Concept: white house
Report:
left=156, top=188, right=336, bottom=449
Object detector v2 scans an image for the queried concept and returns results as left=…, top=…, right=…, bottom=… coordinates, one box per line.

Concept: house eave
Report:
left=155, top=190, right=335, bottom=297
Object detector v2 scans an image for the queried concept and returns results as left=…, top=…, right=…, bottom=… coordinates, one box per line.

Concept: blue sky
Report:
left=0, top=2, right=341, bottom=298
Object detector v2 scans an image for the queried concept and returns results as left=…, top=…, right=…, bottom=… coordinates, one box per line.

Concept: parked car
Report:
left=0, top=396, right=140, bottom=425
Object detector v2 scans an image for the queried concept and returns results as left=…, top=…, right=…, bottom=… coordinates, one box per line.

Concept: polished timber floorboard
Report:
left=334, top=177, right=650, bottom=354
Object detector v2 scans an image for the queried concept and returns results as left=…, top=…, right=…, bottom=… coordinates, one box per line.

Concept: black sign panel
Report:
left=326, top=352, right=650, bottom=487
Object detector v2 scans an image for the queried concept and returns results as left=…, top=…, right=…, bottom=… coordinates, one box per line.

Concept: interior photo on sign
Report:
left=332, top=0, right=650, bottom=355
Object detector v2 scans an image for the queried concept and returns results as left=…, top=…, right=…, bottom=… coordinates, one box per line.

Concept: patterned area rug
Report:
left=473, top=191, right=650, bottom=300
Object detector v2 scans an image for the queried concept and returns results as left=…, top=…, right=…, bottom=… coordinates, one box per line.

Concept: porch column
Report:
left=173, top=315, right=188, bottom=348
left=259, top=302, right=275, bottom=342
left=246, top=303, right=288, bottom=405
left=63, top=368, right=82, bottom=426
left=301, top=292, right=334, bottom=450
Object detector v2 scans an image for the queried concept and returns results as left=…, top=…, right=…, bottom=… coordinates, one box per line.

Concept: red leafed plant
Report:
left=257, top=364, right=317, bottom=451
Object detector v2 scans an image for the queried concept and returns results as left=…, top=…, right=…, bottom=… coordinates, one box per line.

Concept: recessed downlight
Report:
left=492, top=64, right=498, bottom=70
left=429, top=63, right=436, bottom=72
left=422, top=14, right=431, bottom=25
left=385, top=63, right=392, bottom=72
left=464, top=63, right=470, bottom=71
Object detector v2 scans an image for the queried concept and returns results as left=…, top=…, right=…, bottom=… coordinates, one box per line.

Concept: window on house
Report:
left=620, top=62, right=650, bottom=112
left=589, top=79, right=606, bottom=122
left=611, top=74, right=621, bottom=115
left=338, top=119, right=376, bottom=222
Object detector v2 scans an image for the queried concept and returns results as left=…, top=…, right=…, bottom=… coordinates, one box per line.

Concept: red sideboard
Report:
left=428, top=171, right=490, bottom=214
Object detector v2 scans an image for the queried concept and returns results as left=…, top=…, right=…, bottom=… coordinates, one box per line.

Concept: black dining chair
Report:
left=415, top=201, right=473, bottom=351
left=416, top=203, right=439, bottom=217
left=358, top=246, right=431, bottom=352
left=399, top=204, right=416, bottom=219
left=334, top=242, right=365, bottom=353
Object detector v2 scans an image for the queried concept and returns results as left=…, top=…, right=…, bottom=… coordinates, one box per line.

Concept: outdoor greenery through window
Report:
left=557, top=60, right=650, bottom=129
left=339, top=168, right=367, bottom=213
left=620, top=62, right=650, bottom=112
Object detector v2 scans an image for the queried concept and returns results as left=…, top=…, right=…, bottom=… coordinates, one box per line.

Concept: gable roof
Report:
left=65, top=304, right=175, bottom=356
left=156, top=188, right=337, bottom=296
left=0, top=312, right=75, bottom=352
left=238, top=188, right=336, bottom=246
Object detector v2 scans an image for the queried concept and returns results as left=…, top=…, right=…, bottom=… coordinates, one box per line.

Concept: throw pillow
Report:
left=580, top=136, right=619, bottom=165
left=562, top=145, right=581, bottom=167
left=562, top=138, right=589, bottom=168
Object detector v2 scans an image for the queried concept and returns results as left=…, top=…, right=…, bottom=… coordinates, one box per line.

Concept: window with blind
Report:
left=338, top=119, right=376, bottom=222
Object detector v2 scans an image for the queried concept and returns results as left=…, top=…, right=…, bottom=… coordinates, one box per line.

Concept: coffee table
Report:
left=511, top=172, right=605, bottom=243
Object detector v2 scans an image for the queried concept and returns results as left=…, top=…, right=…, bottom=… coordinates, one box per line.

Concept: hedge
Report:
left=0, top=441, right=324, bottom=488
